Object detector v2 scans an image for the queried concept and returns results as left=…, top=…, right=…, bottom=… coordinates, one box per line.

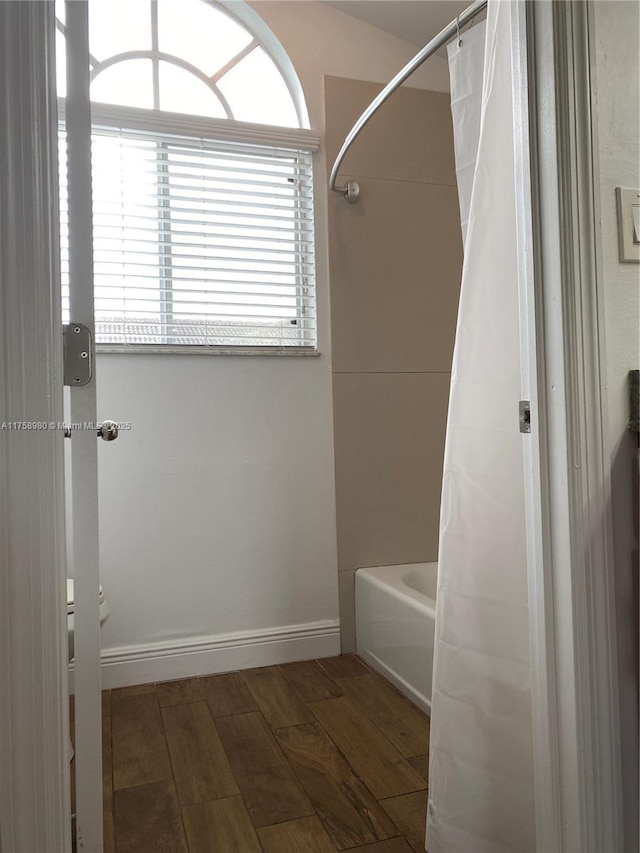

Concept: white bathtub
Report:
left=355, top=562, right=437, bottom=714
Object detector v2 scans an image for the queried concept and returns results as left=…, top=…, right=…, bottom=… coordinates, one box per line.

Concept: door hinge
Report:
left=63, top=323, right=93, bottom=386
left=519, top=400, right=531, bottom=434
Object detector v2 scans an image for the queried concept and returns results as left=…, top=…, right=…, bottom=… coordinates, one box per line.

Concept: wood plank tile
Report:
left=162, top=701, right=238, bottom=805
left=242, top=666, right=315, bottom=728
left=104, top=796, right=116, bottom=852
left=183, top=795, right=261, bottom=853
left=280, top=660, right=343, bottom=702
left=380, top=791, right=428, bottom=853
left=102, top=697, right=112, bottom=785
left=214, top=711, right=314, bottom=828
left=316, top=654, right=369, bottom=680
left=113, top=780, right=187, bottom=853
left=156, top=678, right=203, bottom=708
left=257, top=816, right=336, bottom=853
left=111, top=683, right=156, bottom=698
left=347, top=839, right=413, bottom=853
left=407, top=754, right=429, bottom=783
left=335, top=673, right=430, bottom=758
left=309, top=697, right=425, bottom=799
left=199, top=671, right=258, bottom=718
left=275, top=722, right=397, bottom=849
left=102, top=700, right=115, bottom=853
left=111, top=692, right=172, bottom=790
left=102, top=689, right=112, bottom=719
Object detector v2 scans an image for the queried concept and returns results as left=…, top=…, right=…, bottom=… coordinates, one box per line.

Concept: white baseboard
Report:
left=68, top=619, right=340, bottom=691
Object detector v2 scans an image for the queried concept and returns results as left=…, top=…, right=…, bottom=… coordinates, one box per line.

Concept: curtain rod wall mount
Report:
left=329, top=0, right=487, bottom=203
left=334, top=179, right=360, bottom=203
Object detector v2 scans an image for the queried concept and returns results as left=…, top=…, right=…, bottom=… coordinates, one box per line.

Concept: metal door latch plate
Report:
left=519, top=400, right=531, bottom=434
left=63, top=323, right=92, bottom=386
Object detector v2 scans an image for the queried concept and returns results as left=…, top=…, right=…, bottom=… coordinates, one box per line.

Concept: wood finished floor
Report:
left=80, top=655, right=430, bottom=853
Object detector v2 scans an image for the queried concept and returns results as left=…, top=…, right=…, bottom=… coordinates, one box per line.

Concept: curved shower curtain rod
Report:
left=329, top=0, right=488, bottom=203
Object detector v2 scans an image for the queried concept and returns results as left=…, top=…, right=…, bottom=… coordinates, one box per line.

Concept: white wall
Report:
left=94, top=1, right=448, bottom=683
left=592, top=0, right=640, bottom=436
left=591, top=3, right=639, bottom=850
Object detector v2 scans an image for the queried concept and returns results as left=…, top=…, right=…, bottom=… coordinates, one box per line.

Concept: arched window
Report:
left=57, top=0, right=318, bottom=350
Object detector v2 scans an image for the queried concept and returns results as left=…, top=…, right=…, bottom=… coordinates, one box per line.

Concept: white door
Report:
left=64, top=1, right=107, bottom=849
left=509, top=3, right=564, bottom=849
left=512, top=1, right=624, bottom=850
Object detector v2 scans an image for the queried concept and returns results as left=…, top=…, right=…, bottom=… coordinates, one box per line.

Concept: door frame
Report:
left=0, top=2, right=71, bottom=851
left=65, top=1, right=105, bottom=847
left=517, top=0, right=625, bottom=850
left=0, top=1, right=627, bottom=851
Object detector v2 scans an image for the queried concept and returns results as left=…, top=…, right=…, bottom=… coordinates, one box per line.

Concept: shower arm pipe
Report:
left=329, top=0, right=487, bottom=203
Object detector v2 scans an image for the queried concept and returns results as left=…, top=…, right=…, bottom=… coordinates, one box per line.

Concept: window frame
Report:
left=59, top=103, right=320, bottom=355
left=56, top=0, right=320, bottom=356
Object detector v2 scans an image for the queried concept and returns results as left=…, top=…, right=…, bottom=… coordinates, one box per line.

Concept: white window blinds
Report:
left=59, top=122, right=317, bottom=349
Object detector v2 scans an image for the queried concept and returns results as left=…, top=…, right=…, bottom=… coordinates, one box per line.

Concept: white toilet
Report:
left=67, top=578, right=111, bottom=661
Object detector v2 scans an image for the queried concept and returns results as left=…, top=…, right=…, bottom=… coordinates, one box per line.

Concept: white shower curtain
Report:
left=426, top=3, right=535, bottom=852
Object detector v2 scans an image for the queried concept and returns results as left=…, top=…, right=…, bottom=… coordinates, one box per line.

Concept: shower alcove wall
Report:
left=325, top=75, right=463, bottom=652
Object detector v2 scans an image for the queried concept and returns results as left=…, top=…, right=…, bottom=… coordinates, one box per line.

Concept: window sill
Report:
left=96, top=344, right=321, bottom=357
